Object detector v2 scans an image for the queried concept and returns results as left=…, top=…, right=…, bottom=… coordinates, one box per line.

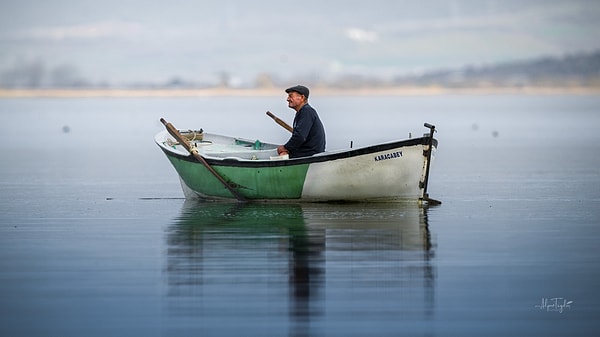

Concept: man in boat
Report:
left=277, top=85, right=326, bottom=158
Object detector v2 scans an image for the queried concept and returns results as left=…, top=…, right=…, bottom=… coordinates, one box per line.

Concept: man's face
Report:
left=287, top=92, right=305, bottom=111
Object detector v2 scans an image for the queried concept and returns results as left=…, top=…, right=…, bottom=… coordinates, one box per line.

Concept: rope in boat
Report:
left=167, top=129, right=207, bottom=148
left=165, top=139, right=213, bottom=146
left=186, top=130, right=200, bottom=142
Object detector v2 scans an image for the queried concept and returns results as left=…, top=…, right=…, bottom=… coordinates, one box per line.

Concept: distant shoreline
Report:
left=1, top=86, right=599, bottom=98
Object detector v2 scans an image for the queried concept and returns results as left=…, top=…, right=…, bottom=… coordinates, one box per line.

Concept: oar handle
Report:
left=266, top=111, right=293, bottom=133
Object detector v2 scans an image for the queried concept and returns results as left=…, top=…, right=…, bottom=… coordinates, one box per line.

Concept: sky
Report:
left=1, top=0, right=599, bottom=87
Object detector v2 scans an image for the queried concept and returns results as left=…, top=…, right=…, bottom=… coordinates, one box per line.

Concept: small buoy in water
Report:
left=62, top=125, right=71, bottom=133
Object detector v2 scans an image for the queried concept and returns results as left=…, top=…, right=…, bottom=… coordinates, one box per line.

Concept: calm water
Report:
left=1, top=94, right=599, bottom=336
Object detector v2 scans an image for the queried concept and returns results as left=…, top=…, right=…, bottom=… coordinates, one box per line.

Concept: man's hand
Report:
left=277, top=145, right=288, bottom=155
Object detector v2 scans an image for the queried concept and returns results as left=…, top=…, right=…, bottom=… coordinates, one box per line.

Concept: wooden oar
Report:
left=160, top=118, right=246, bottom=202
left=266, top=111, right=293, bottom=133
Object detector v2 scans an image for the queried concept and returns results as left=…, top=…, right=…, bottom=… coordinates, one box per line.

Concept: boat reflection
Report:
left=165, top=201, right=435, bottom=334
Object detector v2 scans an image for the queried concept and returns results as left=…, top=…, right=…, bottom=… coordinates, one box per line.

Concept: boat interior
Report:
left=160, top=130, right=283, bottom=161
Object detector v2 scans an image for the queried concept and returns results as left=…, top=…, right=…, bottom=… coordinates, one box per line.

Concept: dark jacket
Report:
left=284, top=104, right=326, bottom=158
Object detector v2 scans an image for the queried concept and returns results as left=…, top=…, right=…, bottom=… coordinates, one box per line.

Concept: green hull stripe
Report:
left=167, top=156, right=309, bottom=199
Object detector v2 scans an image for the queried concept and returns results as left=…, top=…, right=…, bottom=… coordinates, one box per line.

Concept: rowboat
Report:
left=155, top=118, right=440, bottom=204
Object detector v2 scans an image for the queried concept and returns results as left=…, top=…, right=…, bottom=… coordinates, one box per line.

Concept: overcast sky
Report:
left=1, top=0, right=599, bottom=86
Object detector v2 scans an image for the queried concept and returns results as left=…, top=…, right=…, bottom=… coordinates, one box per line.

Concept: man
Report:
left=277, top=85, right=326, bottom=158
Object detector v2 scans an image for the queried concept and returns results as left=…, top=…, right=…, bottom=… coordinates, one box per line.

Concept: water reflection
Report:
left=165, top=201, right=435, bottom=335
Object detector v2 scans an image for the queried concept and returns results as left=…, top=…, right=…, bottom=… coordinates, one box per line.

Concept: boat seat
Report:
left=206, top=149, right=278, bottom=160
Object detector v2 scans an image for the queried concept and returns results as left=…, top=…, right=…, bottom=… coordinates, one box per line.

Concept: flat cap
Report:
left=285, top=85, right=309, bottom=98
